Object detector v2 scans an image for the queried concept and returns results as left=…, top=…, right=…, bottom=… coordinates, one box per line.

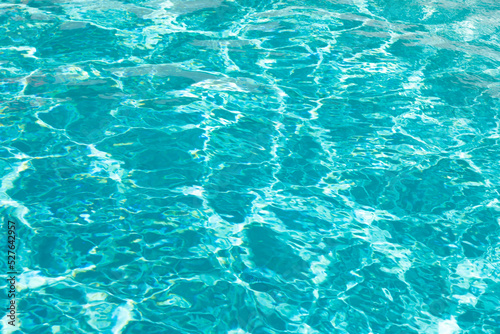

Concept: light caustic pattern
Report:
left=1, top=0, right=500, bottom=333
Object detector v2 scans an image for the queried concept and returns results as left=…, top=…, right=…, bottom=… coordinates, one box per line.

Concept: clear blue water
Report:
left=1, top=0, right=500, bottom=333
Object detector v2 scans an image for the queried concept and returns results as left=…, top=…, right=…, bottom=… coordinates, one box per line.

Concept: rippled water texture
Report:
left=1, top=0, right=500, bottom=333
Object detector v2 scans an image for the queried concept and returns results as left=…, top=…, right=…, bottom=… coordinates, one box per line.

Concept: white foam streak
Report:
left=0, top=160, right=32, bottom=228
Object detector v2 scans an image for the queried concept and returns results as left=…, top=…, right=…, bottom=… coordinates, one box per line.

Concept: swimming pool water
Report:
left=1, top=0, right=500, bottom=333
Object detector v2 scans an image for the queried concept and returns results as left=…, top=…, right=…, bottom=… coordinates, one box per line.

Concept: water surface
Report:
left=1, top=0, right=500, bottom=333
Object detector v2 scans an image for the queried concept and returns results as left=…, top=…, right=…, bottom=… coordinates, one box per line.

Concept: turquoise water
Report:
left=1, top=0, right=500, bottom=333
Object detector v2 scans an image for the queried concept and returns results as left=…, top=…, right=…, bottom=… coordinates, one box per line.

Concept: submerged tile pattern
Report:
left=1, top=0, right=500, bottom=333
